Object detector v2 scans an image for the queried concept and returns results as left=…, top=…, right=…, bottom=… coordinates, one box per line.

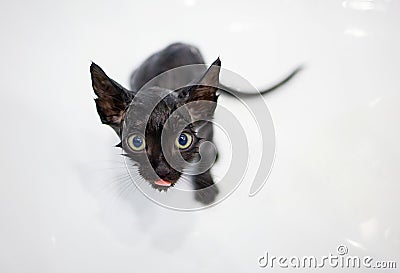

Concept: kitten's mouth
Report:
left=151, top=179, right=174, bottom=191
left=154, top=179, right=172, bottom=187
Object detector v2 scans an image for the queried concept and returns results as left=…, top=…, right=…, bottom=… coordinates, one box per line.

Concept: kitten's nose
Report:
left=155, top=164, right=170, bottom=179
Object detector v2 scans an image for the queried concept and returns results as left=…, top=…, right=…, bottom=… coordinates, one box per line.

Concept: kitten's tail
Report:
left=219, top=66, right=303, bottom=97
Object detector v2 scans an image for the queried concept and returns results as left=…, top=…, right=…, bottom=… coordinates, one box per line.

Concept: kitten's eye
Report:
left=176, top=132, right=193, bottom=149
left=127, top=134, right=145, bottom=151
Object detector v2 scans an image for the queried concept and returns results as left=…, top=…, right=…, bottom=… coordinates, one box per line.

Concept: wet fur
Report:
left=90, top=42, right=300, bottom=204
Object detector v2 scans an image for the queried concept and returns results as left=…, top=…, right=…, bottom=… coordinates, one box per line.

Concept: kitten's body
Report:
left=130, top=43, right=205, bottom=91
left=129, top=43, right=217, bottom=203
left=90, top=42, right=300, bottom=204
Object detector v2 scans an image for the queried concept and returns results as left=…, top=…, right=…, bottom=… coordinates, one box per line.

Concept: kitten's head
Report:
left=90, top=59, right=220, bottom=190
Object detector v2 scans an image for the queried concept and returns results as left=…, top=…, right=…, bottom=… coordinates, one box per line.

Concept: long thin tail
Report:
left=219, top=66, right=303, bottom=97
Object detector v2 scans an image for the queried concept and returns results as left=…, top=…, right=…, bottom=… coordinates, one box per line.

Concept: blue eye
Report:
left=127, top=134, right=145, bottom=151
left=133, top=136, right=143, bottom=147
left=178, top=134, right=187, bottom=145
left=176, top=132, right=193, bottom=149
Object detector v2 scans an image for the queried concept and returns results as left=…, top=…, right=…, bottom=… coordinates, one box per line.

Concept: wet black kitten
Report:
left=90, top=43, right=300, bottom=204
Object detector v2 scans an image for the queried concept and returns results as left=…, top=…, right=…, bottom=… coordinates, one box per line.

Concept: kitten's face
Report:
left=121, top=88, right=201, bottom=190
left=90, top=59, right=220, bottom=190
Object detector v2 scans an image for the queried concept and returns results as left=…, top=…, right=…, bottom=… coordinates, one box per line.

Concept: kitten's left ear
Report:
left=90, top=63, right=133, bottom=135
left=187, top=57, right=221, bottom=103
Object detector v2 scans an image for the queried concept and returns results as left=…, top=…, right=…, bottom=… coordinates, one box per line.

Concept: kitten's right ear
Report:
left=90, top=63, right=133, bottom=134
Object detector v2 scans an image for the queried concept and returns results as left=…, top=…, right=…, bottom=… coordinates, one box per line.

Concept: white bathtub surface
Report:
left=0, top=0, right=399, bottom=272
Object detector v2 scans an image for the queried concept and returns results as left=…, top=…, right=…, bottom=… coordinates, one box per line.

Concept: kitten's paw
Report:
left=195, top=185, right=219, bottom=205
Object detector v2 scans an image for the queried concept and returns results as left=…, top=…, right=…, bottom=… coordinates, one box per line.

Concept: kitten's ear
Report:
left=90, top=63, right=133, bottom=134
left=188, top=57, right=221, bottom=103
left=184, top=58, right=221, bottom=119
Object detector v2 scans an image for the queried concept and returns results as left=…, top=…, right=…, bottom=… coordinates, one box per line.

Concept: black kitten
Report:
left=90, top=43, right=300, bottom=204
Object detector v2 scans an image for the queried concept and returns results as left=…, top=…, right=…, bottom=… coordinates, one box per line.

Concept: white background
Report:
left=0, top=0, right=399, bottom=272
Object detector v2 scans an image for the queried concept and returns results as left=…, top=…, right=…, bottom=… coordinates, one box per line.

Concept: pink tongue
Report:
left=155, top=179, right=172, bottom=187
